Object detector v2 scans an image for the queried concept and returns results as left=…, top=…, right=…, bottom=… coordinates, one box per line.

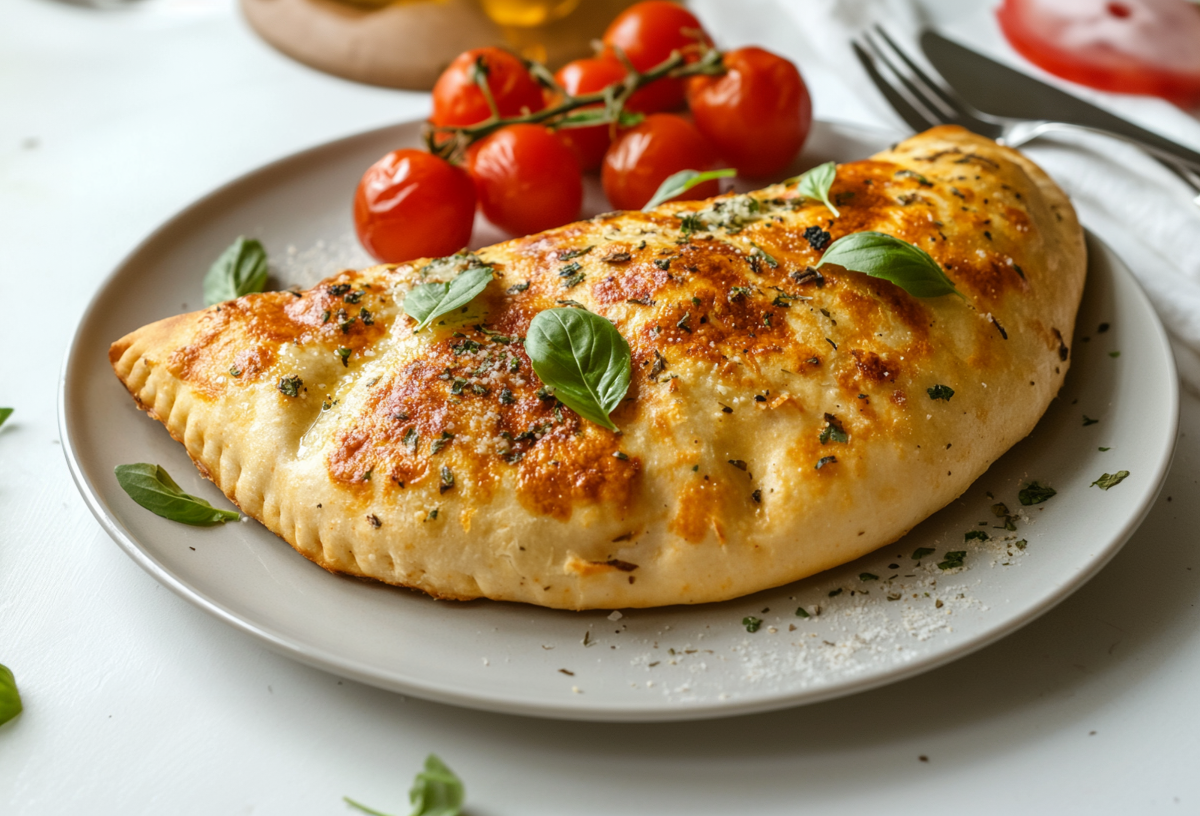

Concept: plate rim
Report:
left=58, top=119, right=1181, bottom=721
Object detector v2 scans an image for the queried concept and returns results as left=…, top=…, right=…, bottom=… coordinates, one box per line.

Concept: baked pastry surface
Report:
left=111, top=126, right=1086, bottom=609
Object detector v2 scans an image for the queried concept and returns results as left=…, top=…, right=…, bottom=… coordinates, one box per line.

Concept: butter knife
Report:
left=920, top=30, right=1200, bottom=172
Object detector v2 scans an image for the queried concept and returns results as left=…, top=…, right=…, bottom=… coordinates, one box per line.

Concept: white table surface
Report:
left=3, top=0, right=1199, bottom=812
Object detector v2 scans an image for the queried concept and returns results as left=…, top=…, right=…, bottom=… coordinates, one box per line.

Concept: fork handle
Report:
left=1002, top=120, right=1200, bottom=174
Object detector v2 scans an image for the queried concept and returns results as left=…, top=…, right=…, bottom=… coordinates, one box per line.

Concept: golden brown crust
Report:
left=110, top=126, right=1086, bottom=609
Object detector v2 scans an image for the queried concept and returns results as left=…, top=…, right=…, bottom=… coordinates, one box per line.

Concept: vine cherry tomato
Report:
left=997, top=0, right=1200, bottom=106
left=554, top=57, right=630, bottom=171
left=354, top=149, right=476, bottom=263
left=467, top=124, right=583, bottom=236
left=687, top=47, right=812, bottom=177
left=601, top=113, right=720, bottom=211
left=601, top=1, right=712, bottom=112
left=431, top=47, right=546, bottom=127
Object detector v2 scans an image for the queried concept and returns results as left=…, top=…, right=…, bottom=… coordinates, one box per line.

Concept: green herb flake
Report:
left=440, top=466, right=455, bottom=494
left=559, top=246, right=593, bottom=261
left=817, top=231, right=962, bottom=299
left=1109, top=351, right=1121, bottom=358
left=742, top=616, right=763, bottom=633
left=937, top=550, right=967, bottom=570
left=1091, top=470, right=1130, bottom=490
left=1015, top=539, right=1028, bottom=550
left=860, top=572, right=878, bottom=581
left=1083, top=415, right=1099, bottom=426
left=750, top=242, right=778, bottom=269
left=558, top=261, right=582, bottom=278
left=927, top=384, right=955, bottom=401
left=0, top=664, right=21, bottom=726
left=278, top=375, right=303, bottom=397
left=507, top=281, right=530, bottom=294
left=642, top=168, right=736, bottom=211
left=114, top=463, right=241, bottom=526
left=819, top=413, right=848, bottom=444
left=964, top=530, right=989, bottom=542
left=336, top=348, right=352, bottom=367
left=1018, top=481, right=1057, bottom=506
left=795, top=607, right=810, bottom=619
left=814, top=455, right=837, bottom=469
left=828, top=588, right=843, bottom=597
left=345, top=753, right=464, bottom=816
left=1099, top=446, right=1111, bottom=452
left=403, top=428, right=419, bottom=452
left=431, top=431, right=455, bottom=455
left=676, top=311, right=693, bottom=333
left=912, top=547, right=935, bottom=560
left=203, top=236, right=269, bottom=306
left=228, top=366, right=242, bottom=378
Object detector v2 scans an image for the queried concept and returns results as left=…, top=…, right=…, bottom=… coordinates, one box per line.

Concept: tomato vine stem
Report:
left=423, top=44, right=726, bottom=163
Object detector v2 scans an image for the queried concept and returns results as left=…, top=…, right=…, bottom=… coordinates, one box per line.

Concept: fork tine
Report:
left=863, top=31, right=957, bottom=127
left=852, top=40, right=938, bottom=134
left=872, top=26, right=966, bottom=118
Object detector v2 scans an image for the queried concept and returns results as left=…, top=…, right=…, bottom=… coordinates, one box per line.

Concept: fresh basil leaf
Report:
left=0, top=663, right=21, bottom=726
left=344, top=754, right=463, bottom=816
left=642, top=168, right=736, bottom=212
left=525, top=307, right=631, bottom=432
left=816, top=231, right=962, bottom=299
left=203, top=236, right=269, bottom=306
left=0, top=408, right=12, bottom=429
left=114, top=463, right=241, bottom=526
left=1091, top=470, right=1130, bottom=490
left=790, top=161, right=840, bottom=217
left=404, top=266, right=493, bottom=331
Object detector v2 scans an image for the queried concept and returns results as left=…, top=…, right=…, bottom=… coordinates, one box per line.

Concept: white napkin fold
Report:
left=693, top=0, right=1200, bottom=392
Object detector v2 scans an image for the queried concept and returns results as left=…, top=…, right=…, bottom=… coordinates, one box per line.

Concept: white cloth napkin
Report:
left=693, top=0, right=1200, bottom=392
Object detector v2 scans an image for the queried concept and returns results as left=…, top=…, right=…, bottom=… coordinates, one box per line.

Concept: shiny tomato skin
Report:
left=996, top=0, right=1200, bottom=106
left=431, top=47, right=546, bottom=127
left=354, top=149, right=476, bottom=263
left=554, top=57, right=630, bottom=171
left=687, top=47, right=812, bottom=177
left=601, top=113, right=720, bottom=211
left=467, top=124, right=583, bottom=236
left=601, top=1, right=713, bottom=111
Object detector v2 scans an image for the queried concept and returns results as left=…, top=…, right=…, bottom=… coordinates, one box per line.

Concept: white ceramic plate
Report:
left=60, top=120, right=1178, bottom=722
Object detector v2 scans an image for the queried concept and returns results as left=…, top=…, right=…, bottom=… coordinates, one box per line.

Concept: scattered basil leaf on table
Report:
left=789, top=161, right=841, bottom=217
left=1092, top=470, right=1130, bottom=490
left=405, top=266, right=494, bottom=331
left=0, top=407, right=12, bottom=429
left=345, top=754, right=464, bottom=816
left=0, top=663, right=21, bottom=726
left=816, top=231, right=963, bottom=299
left=203, top=236, right=269, bottom=306
left=642, top=168, right=736, bottom=211
left=114, top=463, right=241, bottom=526
left=525, top=307, right=631, bottom=432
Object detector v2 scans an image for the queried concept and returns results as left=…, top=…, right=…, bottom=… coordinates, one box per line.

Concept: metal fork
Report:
left=852, top=26, right=1200, bottom=207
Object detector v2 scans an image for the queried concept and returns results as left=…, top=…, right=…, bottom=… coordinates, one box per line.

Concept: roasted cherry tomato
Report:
left=601, top=113, right=720, bottom=211
left=601, top=1, right=712, bottom=112
left=431, top=47, right=546, bottom=127
left=354, top=149, right=476, bottom=263
left=467, top=124, right=583, bottom=236
left=997, top=0, right=1200, bottom=106
left=687, top=47, right=812, bottom=177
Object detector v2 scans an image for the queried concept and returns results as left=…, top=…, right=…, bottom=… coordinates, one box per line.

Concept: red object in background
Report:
left=602, top=113, right=720, bottom=211
left=354, top=149, right=476, bottom=263
left=431, top=47, right=546, bottom=127
left=687, top=47, right=812, bottom=177
left=601, top=1, right=712, bottom=112
left=554, top=58, right=630, bottom=171
left=467, top=124, right=583, bottom=236
left=996, top=0, right=1200, bottom=107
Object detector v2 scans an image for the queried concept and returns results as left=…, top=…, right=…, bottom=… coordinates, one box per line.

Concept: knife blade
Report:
left=920, top=30, right=1200, bottom=172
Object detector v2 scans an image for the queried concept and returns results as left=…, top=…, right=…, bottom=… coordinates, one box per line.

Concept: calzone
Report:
left=111, top=126, right=1086, bottom=609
